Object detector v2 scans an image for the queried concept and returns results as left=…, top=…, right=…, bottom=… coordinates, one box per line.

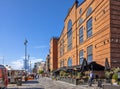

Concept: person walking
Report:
left=88, top=71, right=94, bottom=86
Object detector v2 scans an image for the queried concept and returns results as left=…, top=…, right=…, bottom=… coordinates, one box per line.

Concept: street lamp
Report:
left=24, top=39, right=28, bottom=71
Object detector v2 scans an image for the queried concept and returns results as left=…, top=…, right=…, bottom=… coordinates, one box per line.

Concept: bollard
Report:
left=98, top=79, right=102, bottom=87
left=16, top=78, right=22, bottom=86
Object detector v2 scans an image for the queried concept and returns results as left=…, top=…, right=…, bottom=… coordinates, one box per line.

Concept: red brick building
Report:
left=49, top=37, right=59, bottom=71
left=49, top=0, right=120, bottom=71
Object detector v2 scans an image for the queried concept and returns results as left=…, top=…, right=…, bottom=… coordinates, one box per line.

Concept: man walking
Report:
left=89, top=71, right=94, bottom=86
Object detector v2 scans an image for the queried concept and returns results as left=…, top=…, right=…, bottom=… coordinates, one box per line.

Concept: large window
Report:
left=79, top=50, right=84, bottom=65
left=87, top=18, right=92, bottom=38
left=79, top=18, right=83, bottom=25
left=86, top=7, right=92, bottom=17
left=87, top=45, right=93, bottom=63
left=79, top=27, right=84, bottom=43
left=67, top=20, right=72, bottom=51
left=60, top=60, right=64, bottom=67
left=60, top=39, right=64, bottom=56
left=68, top=58, right=72, bottom=66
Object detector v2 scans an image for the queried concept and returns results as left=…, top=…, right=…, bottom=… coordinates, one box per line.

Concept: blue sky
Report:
left=0, top=0, right=83, bottom=69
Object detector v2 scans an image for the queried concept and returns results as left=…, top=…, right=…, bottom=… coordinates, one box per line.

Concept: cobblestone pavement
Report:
left=7, top=77, right=102, bottom=89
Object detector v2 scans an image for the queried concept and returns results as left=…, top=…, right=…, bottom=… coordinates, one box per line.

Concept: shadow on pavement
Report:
left=23, top=80, right=39, bottom=84
left=7, top=88, right=44, bottom=89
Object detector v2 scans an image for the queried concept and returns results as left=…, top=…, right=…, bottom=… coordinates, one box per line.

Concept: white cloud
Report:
left=11, top=59, right=23, bottom=70
left=10, top=57, right=44, bottom=70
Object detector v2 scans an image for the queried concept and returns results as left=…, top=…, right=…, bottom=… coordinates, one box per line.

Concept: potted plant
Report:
left=112, top=73, right=118, bottom=85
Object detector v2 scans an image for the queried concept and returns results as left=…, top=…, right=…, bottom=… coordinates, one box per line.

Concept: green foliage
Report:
left=60, top=71, right=65, bottom=77
left=105, top=71, right=113, bottom=79
left=118, top=81, right=120, bottom=85
left=76, top=72, right=81, bottom=78
left=76, top=72, right=83, bottom=78
left=39, top=70, right=44, bottom=74
left=113, top=68, right=120, bottom=73
left=112, top=73, right=118, bottom=81
left=64, top=73, right=68, bottom=77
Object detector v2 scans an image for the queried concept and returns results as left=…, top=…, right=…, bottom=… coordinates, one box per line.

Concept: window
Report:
left=79, top=50, right=84, bottom=65
left=86, top=7, right=92, bottom=17
left=60, top=60, right=62, bottom=67
left=60, top=39, right=64, bottom=56
left=67, top=20, right=72, bottom=51
left=87, top=18, right=92, bottom=38
left=79, top=8, right=82, bottom=14
left=79, top=27, right=84, bottom=43
left=79, top=18, right=83, bottom=25
left=68, top=58, right=72, bottom=66
left=87, top=45, right=93, bottom=63
left=60, top=60, right=64, bottom=67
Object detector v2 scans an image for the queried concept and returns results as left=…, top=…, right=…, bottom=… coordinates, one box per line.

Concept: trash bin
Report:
left=16, top=78, right=22, bottom=86
left=24, top=76, right=28, bottom=82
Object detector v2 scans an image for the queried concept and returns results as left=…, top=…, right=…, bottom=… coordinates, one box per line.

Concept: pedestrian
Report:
left=88, top=71, right=94, bottom=86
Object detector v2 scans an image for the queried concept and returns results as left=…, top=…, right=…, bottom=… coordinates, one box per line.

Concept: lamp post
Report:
left=28, top=54, right=30, bottom=72
left=30, top=60, right=31, bottom=73
left=3, top=56, right=4, bottom=65
left=24, top=39, right=28, bottom=71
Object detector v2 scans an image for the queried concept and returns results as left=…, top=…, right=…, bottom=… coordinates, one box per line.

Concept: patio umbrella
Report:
left=80, top=58, right=89, bottom=72
left=105, top=58, right=110, bottom=71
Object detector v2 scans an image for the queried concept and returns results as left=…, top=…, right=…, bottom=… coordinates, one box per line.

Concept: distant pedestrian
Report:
left=88, top=71, right=94, bottom=86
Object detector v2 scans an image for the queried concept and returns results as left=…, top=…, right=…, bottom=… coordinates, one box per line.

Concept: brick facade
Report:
left=49, top=0, right=120, bottom=70
left=49, top=37, right=59, bottom=71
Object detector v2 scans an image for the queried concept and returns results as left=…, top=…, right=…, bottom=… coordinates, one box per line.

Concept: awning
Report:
left=53, top=60, right=105, bottom=74
left=88, top=62, right=105, bottom=71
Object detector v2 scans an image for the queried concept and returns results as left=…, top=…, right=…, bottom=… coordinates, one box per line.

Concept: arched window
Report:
left=68, top=58, right=72, bottom=66
left=79, top=8, right=82, bottom=14
left=86, top=7, right=92, bottom=17
left=79, top=18, right=83, bottom=25
left=67, top=20, right=72, bottom=51
left=68, top=20, right=72, bottom=31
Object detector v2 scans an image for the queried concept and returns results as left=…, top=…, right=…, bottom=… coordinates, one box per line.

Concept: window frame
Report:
left=67, top=20, right=72, bottom=51
left=86, top=18, right=92, bottom=38
left=68, top=58, right=72, bottom=66
left=87, top=45, right=93, bottom=63
left=79, top=50, right=84, bottom=65
left=79, top=27, right=84, bottom=44
left=86, top=7, right=92, bottom=17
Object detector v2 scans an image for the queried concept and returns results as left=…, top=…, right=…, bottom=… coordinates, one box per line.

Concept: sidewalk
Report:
left=42, top=77, right=103, bottom=89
